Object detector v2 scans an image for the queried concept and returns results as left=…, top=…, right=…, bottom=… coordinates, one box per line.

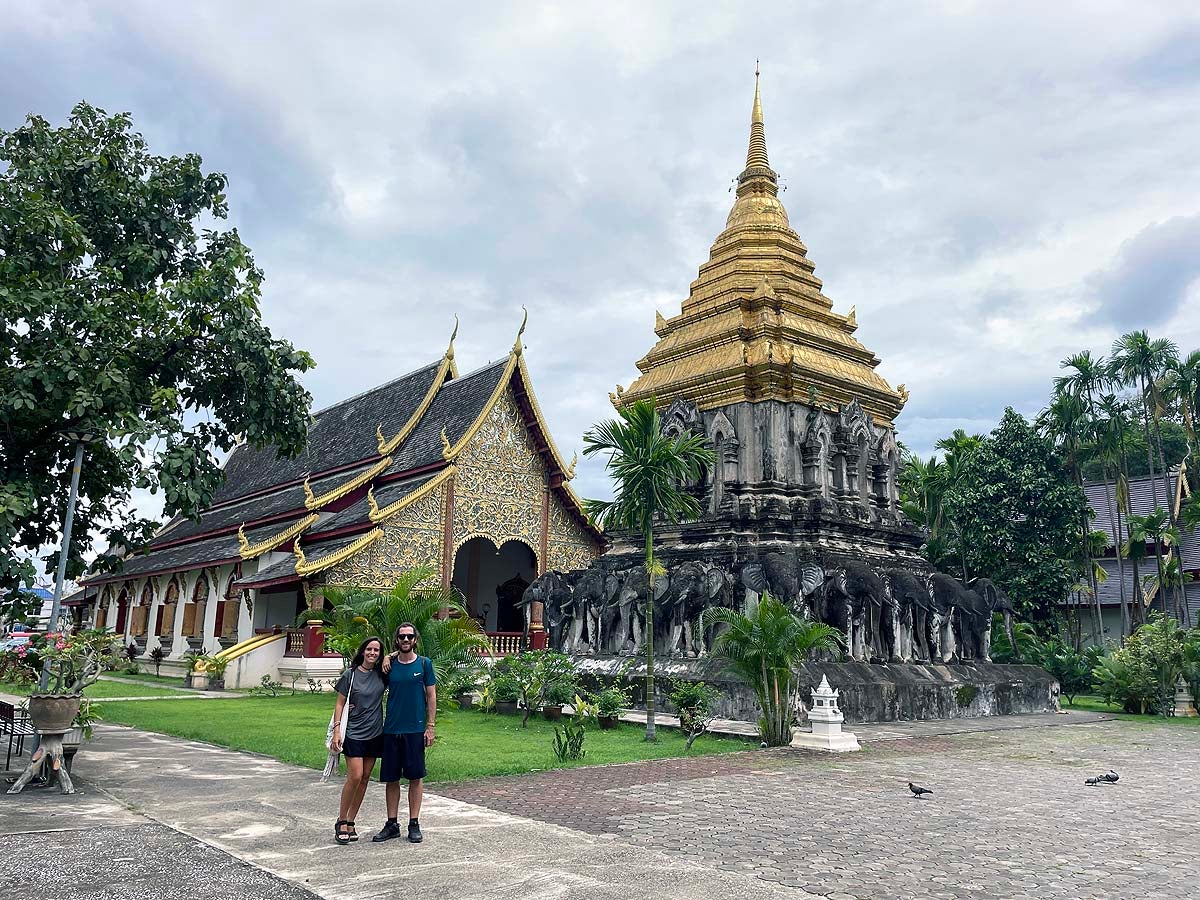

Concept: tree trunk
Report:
left=1102, top=463, right=1130, bottom=640
left=1150, top=413, right=1188, bottom=625
left=643, top=528, right=656, bottom=742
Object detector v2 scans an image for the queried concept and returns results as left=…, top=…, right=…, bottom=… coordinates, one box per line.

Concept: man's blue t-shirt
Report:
left=384, top=655, right=436, bottom=735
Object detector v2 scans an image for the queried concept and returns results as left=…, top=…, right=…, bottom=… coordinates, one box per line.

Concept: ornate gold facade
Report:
left=618, top=70, right=907, bottom=427
left=452, top=389, right=546, bottom=562
left=323, top=481, right=448, bottom=589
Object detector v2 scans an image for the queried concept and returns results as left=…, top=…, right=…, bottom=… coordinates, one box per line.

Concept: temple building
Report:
left=82, top=321, right=602, bottom=680
left=606, top=68, right=921, bottom=569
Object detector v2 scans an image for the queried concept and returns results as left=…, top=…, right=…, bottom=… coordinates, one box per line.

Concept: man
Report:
left=373, top=622, right=436, bottom=843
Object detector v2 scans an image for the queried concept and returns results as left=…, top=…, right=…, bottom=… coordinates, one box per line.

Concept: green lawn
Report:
left=1065, top=694, right=1200, bottom=726
left=97, top=694, right=755, bottom=782
left=101, top=673, right=189, bottom=688
left=0, top=678, right=182, bottom=699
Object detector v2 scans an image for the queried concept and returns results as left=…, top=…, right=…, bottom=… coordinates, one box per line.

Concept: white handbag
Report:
left=320, top=669, right=354, bottom=782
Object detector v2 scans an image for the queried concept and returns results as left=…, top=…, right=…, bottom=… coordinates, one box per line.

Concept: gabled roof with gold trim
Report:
left=618, top=68, right=907, bottom=427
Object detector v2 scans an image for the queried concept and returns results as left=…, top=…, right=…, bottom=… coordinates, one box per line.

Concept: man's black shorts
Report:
left=379, top=732, right=426, bottom=782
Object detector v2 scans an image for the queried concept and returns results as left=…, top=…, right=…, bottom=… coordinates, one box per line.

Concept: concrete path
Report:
left=1, top=711, right=1194, bottom=899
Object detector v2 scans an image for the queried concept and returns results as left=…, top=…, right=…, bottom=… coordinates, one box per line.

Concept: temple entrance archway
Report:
left=451, top=537, right=537, bottom=633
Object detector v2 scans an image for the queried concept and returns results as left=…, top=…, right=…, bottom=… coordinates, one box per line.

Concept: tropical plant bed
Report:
left=99, top=695, right=755, bottom=782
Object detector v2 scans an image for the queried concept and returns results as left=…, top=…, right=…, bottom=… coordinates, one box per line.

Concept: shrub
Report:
left=1092, top=615, right=1185, bottom=715
left=490, top=673, right=521, bottom=704
left=543, top=679, right=575, bottom=707
left=591, top=684, right=631, bottom=718
left=506, top=650, right=578, bottom=726
left=668, top=679, right=718, bottom=750
left=1038, top=639, right=1094, bottom=704
left=148, top=645, right=166, bottom=677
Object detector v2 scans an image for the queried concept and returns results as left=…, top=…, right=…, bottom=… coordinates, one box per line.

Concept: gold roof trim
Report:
left=294, top=528, right=383, bottom=577
left=369, top=464, right=457, bottom=524
left=443, top=352, right=521, bottom=462
left=378, top=323, right=458, bottom=456
left=304, top=456, right=392, bottom=510
left=238, top=514, right=320, bottom=560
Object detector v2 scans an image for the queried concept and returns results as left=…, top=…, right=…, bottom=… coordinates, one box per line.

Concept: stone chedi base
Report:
left=574, top=655, right=1059, bottom=725
left=790, top=674, right=860, bottom=752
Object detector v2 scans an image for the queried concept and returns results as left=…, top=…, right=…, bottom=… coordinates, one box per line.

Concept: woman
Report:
left=331, top=636, right=387, bottom=844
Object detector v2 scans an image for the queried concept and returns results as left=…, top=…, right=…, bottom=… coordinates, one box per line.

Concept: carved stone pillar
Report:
left=201, top=568, right=223, bottom=654
left=168, top=572, right=191, bottom=659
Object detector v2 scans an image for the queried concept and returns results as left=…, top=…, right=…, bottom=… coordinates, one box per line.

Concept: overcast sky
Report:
left=5, top=1, right=1200, bottom=516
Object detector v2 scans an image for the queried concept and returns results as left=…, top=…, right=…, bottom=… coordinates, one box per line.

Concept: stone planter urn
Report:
left=191, top=672, right=210, bottom=691
left=494, top=700, right=519, bottom=715
left=28, top=694, right=82, bottom=733
left=597, top=714, right=620, bottom=730
left=456, top=693, right=474, bottom=710
left=542, top=705, right=563, bottom=721
left=9, top=695, right=84, bottom=796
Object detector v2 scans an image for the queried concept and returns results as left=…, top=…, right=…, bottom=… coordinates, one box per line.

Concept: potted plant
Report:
left=183, top=651, right=204, bottom=688
left=9, top=629, right=106, bottom=794
left=445, top=669, right=480, bottom=710
left=594, top=684, right=630, bottom=729
left=491, top=674, right=521, bottom=715
left=542, top=679, right=575, bottom=721
left=197, top=653, right=229, bottom=690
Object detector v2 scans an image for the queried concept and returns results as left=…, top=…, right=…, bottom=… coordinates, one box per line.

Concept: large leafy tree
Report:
left=945, top=409, right=1084, bottom=623
left=582, top=398, right=714, bottom=741
left=1, top=103, right=314, bottom=605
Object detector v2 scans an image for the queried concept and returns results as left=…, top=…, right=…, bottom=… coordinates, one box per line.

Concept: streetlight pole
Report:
left=38, top=433, right=91, bottom=692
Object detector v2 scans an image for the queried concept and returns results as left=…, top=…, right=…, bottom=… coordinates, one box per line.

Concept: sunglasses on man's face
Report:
left=397, top=634, right=416, bottom=642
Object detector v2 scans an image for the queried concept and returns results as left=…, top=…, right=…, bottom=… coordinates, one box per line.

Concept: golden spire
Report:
left=512, top=306, right=528, bottom=356
left=446, top=314, right=459, bottom=362
left=745, top=61, right=769, bottom=171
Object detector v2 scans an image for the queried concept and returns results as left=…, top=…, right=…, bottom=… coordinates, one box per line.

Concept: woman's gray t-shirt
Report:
left=335, top=667, right=386, bottom=740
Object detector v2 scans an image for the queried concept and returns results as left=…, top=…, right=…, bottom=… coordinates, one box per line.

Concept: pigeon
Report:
left=908, top=782, right=933, bottom=799
left=1102, top=770, right=1119, bottom=784
left=1085, top=776, right=1103, bottom=786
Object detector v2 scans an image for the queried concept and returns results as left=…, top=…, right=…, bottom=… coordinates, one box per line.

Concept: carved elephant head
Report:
left=520, top=571, right=573, bottom=650
left=741, top=550, right=822, bottom=613
left=971, top=577, right=1016, bottom=659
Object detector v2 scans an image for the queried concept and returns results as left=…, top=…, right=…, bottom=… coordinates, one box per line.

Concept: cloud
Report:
left=3, top=0, right=1200, bottom=548
left=1086, top=216, right=1200, bottom=329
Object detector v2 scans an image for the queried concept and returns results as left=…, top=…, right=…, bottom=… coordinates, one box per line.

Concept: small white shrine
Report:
left=791, top=674, right=861, bottom=752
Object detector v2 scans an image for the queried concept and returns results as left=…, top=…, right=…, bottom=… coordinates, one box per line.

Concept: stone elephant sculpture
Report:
left=659, top=561, right=731, bottom=657
left=519, top=571, right=574, bottom=651
left=740, top=550, right=823, bottom=615
left=820, top=561, right=886, bottom=662
left=929, top=573, right=978, bottom=663
left=957, top=577, right=1016, bottom=662
left=613, top=566, right=669, bottom=655
left=567, top=567, right=614, bottom=654
left=884, top=569, right=934, bottom=662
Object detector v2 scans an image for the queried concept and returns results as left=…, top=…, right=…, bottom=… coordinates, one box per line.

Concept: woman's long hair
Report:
left=351, top=636, right=386, bottom=680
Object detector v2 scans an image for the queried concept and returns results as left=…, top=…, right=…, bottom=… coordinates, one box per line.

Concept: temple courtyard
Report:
left=2, top=713, right=1197, bottom=900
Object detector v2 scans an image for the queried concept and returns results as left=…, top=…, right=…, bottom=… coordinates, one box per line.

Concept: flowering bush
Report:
left=30, top=628, right=113, bottom=696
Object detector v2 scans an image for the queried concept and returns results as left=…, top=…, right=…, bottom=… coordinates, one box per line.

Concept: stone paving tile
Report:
left=0, top=823, right=320, bottom=900
left=436, top=720, right=1200, bottom=899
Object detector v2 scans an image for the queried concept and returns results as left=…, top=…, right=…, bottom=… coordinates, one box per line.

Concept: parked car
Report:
left=0, top=635, right=32, bottom=653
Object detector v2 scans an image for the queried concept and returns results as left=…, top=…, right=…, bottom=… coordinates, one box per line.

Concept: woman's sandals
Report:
left=346, top=821, right=358, bottom=842
left=335, top=819, right=352, bottom=845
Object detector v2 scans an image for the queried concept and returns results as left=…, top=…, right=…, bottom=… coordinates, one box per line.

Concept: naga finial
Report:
left=565, top=450, right=578, bottom=481
left=376, top=423, right=387, bottom=456
left=237, top=524, right=250, bottom=555
left=440, top=427, right=453, bottom=459
left=846, top=305, right=857, bottom=327
left=447, top=314, right=459, bottom=360
left=897, top=383, right=910, bottom=403
left=367, top=486, right=379, bottom=518
left=302, top=476, right=315, bottom=506
left=513, top=305, right=528, bottom=355
left=293, top=542, right=307, bottom=569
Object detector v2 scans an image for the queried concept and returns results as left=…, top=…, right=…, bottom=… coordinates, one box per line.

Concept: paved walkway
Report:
left=1, top=713, right=1197, bottom=899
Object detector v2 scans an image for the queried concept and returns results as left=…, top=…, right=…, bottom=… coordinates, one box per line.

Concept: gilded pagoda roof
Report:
left=618, top=68, right=907, bottom=426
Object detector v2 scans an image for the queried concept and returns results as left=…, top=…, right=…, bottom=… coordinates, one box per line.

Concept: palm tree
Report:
left=1124, top=510, right=1180, bottom=621
left=1164, top=350, right=1200, bottom=467
left=1038, top=389, right=1100, bottom=641
left=702, top=593, right=843, bottom=746
left=1111, top=332, right=1185, bottom=621
left=1092, top=395, right=1137, bottom=636
left=303, top=566, right=490, bottom=683
left=582, top=398, right=714, bottom=741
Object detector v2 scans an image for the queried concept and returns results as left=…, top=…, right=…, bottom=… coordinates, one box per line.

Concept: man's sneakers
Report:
left=371, top=820, right=401, bottom=842
left=371, top=818, right=422, bottom=843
